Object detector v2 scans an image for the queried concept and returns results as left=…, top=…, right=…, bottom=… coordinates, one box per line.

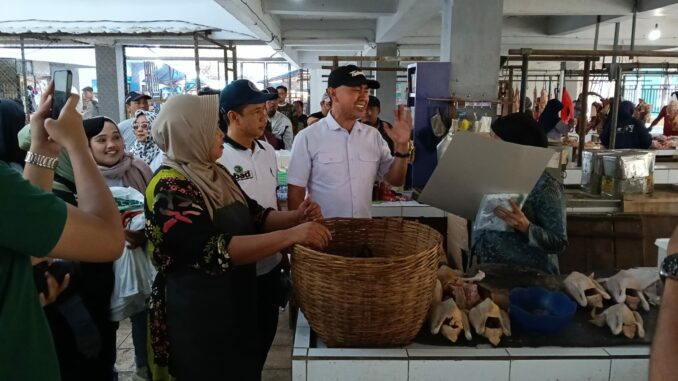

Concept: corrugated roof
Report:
left=0, top=20, right=217, bottom=35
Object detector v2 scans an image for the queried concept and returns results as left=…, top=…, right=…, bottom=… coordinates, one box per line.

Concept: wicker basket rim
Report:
left=292, top=243, right=440, bottom=262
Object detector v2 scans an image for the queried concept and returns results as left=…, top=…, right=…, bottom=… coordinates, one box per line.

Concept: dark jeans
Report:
left=130, top=309, right=148, bottom=369
left=256, top=264, right=283, bottom=373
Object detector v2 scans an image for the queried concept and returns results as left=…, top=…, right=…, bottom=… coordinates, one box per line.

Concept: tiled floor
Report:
left=115, top=309, right=293, bottom=381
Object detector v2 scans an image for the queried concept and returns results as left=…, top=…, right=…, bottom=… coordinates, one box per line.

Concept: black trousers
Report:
left=256, top=264, right=283, bottom=374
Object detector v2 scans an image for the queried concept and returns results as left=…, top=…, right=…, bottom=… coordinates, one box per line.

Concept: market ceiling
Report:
left=215, top=0, right=678, bottom=67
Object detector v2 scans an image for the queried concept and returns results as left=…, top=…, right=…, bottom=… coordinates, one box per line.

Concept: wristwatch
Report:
left=394, top=140, right=415, bottom=162
left=25, top=151, right=59, bottom=170
left=660, top=254, right=678, bottom=282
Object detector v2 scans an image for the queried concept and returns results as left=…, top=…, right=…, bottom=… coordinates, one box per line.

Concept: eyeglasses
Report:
left=133, top=123, right=150, bottom=130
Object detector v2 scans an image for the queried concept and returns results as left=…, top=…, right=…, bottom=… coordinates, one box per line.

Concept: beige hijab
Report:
left=152, top=94, right=245, bottom=217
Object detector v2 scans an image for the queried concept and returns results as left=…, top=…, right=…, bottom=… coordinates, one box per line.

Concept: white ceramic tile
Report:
left=603, top=346, right=650, bottom=357
left=409, top=359, right=510, bottom=381
left=609, top=358, right=649, bottom=381
left=402, top=206, right=446, bottom=217
left=653, top=169, right=669, bottom=184
left=293, top=327, right=311, bottom=349
left=293, top=348, right=308, bottom=358
left=507, top=347, right=609, bottom=358
left=308, top=348, right=407, bottom=358
left=407, top=347, right=510, bottom=359
left=306, top=360, right=408, bottom=381
left=510, top=359, right=610, bottom=381
left=297, top=312, right=310, bottom=328
left=667, top=169, right=678, bottom=184
left=371, top=205, right=403, bottom=217
left=292, top=359, right=307, bottom=381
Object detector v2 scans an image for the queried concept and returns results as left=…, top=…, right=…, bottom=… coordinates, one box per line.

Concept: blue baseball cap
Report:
left=220, top=80, right=278, bottom=113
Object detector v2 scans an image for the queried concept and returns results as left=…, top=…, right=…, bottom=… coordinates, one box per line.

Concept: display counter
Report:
left=292, top=312, right=650, bottom=381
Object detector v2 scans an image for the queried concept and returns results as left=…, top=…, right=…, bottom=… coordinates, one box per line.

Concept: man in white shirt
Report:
left=287, top=65, right=413, bottom=218
left=216, top=79, right=294, bottom=374
left=265, top=87, right=294, bottom=150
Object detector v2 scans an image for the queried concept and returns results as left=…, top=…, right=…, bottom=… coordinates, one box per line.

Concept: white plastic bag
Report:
left=473, top=193, right=528, bottom=232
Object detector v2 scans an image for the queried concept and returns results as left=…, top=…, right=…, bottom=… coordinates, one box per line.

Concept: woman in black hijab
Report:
left=472, top=113, right=568, bottom=274
left=601, top=100, right=652, bottom=149
left=539, top=99, right=570, bottom=141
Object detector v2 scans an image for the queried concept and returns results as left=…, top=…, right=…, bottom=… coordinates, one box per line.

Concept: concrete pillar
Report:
left=440, top=0, right=503, bottom=100
left=309, top=67, right=326, bottom=114
left=94, top=45, right=126, bottom=122
left=376, top=43, right=397, bottom=123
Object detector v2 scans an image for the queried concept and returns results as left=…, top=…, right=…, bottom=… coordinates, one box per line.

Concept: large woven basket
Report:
left=291, top=218, right=442, bottom=347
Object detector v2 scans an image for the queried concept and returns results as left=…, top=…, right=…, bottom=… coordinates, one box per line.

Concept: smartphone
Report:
left=51, top=70, right=72, bottom=119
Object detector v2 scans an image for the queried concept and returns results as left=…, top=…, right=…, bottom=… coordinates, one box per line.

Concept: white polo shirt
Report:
left=287, top=112, right=394, bottom=218
left=217, top=137, right=281, bottom=276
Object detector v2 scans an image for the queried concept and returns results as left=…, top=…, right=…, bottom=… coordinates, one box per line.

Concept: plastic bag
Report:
left=110, top=186, right=144, bottom=212
left=473, top=193, right=528, bottom=232
left=110, top=212, right=157, bottom=321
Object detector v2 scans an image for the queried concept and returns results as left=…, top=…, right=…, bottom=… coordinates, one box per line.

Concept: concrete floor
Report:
left=115, top=310, right=293, bottom=381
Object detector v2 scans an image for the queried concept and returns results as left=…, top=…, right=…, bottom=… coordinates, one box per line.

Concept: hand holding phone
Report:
left=51, top=70, right=72, bottom=119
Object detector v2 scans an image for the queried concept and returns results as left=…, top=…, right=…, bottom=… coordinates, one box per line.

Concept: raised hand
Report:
left=384, top=105, right=413, bottom=145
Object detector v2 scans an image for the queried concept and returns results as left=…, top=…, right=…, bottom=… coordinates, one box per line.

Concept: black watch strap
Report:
left=394, top=151, right=409, bottom=158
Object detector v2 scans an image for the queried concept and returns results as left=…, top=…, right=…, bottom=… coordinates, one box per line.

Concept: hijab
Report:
left=130, top=110, right=162, bottom=167
left=0, top=98, right=26, bottom=165
left=538, top=99, right=563, bottom=133
left=152, top=94, right=245, bottom=217
left=83, top=116, right=153, bottom=192
left=617, top=100, right=635, bottom=124
left=491, top=112, right=548, bottom=148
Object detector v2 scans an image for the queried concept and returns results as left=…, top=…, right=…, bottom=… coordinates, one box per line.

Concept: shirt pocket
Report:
left=316, top=152, right=346, bottom=185
left=357, top=151, right=379, bottom=180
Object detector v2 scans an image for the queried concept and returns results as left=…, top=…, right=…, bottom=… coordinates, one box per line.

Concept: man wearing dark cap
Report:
left=118, top=91, right=151, bottom=151
left=363, top=95, right=395, bottom=154
left=216, top=79, right=289, bottom=374
left=264, top=87, right=294, bottom=150
left=81, top=86, right=100, bottom=119
left=287, top=65, right=413, bottom=218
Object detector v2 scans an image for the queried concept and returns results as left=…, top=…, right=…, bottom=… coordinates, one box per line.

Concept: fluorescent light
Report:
left=649, top=24, right=661, bottom=41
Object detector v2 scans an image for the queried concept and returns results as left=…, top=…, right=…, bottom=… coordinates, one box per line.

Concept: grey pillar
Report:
left=376, top=43, right=398, bottom=123
left=94, top=45, right=126, bottom=122
left=440, top=0, right=503, bottom=100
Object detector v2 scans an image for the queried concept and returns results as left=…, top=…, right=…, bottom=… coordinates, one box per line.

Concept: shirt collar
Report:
left=326, top=111, right=364, bottom=132
left=225, top=135, right=265, bottom=152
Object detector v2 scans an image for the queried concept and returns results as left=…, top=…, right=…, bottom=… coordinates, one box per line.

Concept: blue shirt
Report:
left=472, top=171, right=568, bottom=274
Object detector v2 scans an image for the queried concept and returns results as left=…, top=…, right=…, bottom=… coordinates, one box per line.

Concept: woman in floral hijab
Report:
left=129, top=109, right=163, bottom=171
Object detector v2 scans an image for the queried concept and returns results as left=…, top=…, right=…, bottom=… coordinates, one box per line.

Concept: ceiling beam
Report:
left=504, top=0, right=633, bottom=15
left=262, top=0, right=397, bottom=17
left=214, top=0, right=299, bottom=65
left=638, top=0, right=678, bottom=12
left=280, top=19, right=375, bottom=41
left=376, top=0, right=439, bottom=43
left=546, top=15, right=624, bottom=35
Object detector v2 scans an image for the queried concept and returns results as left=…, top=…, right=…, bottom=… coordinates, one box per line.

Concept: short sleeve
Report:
left=287, top=131, right=311, bottom=188
left=376, top=133, right=395, bottom=180
left=0, top=163, right=67, bottom=257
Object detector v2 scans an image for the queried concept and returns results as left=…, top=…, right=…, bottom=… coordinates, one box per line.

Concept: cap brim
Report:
left=338, top=78, right=381, bottom=89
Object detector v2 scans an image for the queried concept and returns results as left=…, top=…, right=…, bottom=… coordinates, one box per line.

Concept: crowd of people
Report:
left=3, top=64, right=678, bottom=381
left=0, top=64, right=410, bottom=381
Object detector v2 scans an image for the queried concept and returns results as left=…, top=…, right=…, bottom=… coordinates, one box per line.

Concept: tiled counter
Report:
left=372, top=201, right=447, bottom=218
left=293, top=313, right=650, bottom=381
